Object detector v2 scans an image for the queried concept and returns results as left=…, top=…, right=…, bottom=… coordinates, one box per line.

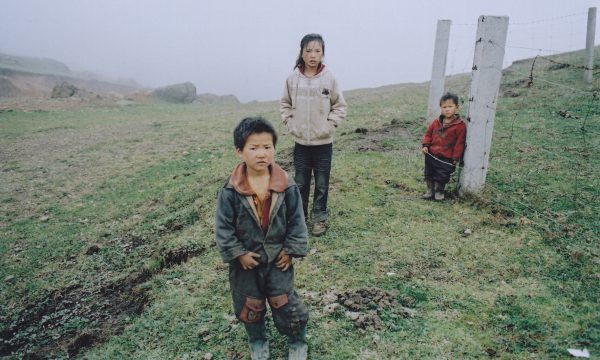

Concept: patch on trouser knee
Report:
left=239, top=297, right=266, bottom=324
left=272, top=293, right=308, bottom=336
left=268, top=294, right=289, bottom=309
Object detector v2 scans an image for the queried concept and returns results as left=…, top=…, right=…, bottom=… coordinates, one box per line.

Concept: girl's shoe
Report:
left=311, top=221, right=326, bottom=236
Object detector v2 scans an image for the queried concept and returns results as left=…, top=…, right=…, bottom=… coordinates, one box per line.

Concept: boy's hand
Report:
left=275, top=250, right=292, bottom=271
left=421, top=147, right=429, bottom=154
left=238, top=252, right=261, bottom=270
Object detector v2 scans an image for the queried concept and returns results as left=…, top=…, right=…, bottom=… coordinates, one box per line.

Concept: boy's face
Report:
left=440, top=99, right=458, bottom=118
left=302, top=40, right=323, bottom=70
left=236, top=132, right=275, bottom=174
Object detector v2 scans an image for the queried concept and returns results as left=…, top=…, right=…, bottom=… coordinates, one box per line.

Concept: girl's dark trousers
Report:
left=293, top=142, right=333, bottom=223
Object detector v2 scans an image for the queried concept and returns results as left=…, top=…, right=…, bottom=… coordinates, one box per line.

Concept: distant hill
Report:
left=0, top=52, right=142, bottom=98
left=0, top=53, right=240, bottom=105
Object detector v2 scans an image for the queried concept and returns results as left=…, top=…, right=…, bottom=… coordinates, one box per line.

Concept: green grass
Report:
left=1, top=49, right=599, bottom=359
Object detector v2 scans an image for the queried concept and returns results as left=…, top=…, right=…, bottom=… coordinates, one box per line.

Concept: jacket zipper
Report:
left=306, top=78, right=311, bottom=142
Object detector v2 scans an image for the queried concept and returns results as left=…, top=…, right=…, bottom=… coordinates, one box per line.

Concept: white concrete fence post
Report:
left=584, top=7, right=597, bottom=84
left=459, top=15, right=509, bottom=196
left=427, top=19, right=452, bottom=122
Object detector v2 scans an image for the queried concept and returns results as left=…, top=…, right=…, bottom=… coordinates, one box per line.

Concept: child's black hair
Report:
left=294, top=33, right=325, bottom=70
left=440, top=92, right=459, bottom=106
left=233, top=116, right=278, bottom=150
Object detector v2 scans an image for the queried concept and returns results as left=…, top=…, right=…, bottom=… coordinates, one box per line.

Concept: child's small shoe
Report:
left=422, top=188, right=434, bottom=199
left=434, top=182, right=445, bottom=201
left=249, top=339, right=270, bottom=360
left=422, top=180, right=434, bottom=199
left=434, top=191, right=445, bottom=201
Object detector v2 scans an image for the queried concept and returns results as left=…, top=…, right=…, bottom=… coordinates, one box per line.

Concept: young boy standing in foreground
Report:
left=215, top=117, right=309, bottom=359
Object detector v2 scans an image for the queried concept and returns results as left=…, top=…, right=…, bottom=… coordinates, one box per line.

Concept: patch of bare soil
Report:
left=0, top=245, right=206, bottom=358
left=343, top=122, right=414, bottom=153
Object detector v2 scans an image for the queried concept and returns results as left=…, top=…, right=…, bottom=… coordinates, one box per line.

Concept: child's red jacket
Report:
left=421, top=116, right=467, bottom=161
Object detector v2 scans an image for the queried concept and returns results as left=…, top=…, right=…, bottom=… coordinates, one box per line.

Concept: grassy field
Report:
left=0, top=49, right=598, bottom=359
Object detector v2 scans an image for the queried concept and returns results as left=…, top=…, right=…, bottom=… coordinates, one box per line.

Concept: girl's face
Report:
left=302, top=40, right=323, bottom=70
left=440, top=99, right=459, bottom=118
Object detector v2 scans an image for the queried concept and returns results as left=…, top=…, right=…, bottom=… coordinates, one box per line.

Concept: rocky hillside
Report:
left=0, top=53, right=141, bottom=98
left=0, top=53, right=240, bottom=106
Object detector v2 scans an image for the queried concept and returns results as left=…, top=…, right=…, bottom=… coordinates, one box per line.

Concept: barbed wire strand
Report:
left=509, top=12, right=587, bottom=26
left=510, top=69, right=595, bottom=94
left=500, top=53, right=598, bottom=208
left=505, top=44, right=576, bottom=55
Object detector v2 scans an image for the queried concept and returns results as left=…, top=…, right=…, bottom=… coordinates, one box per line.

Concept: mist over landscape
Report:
left=1, top=0, right=598, bottom=102
left=1, top=1, right=599, bottom=358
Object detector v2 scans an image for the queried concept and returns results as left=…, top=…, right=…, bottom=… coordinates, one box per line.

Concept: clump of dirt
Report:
left=311, top=287, right=416, bottom=331
left=338, top=287, right=397, bottom=312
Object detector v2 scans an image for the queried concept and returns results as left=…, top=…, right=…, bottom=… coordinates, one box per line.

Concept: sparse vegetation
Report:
left=0, top=49, right=598, bottom=359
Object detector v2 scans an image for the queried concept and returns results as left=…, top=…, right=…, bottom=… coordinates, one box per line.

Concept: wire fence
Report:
left=443, top=10, right=599, bottom=251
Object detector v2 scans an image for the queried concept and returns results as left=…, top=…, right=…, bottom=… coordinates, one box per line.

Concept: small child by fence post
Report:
left=421, top=92, right=467, bottom=200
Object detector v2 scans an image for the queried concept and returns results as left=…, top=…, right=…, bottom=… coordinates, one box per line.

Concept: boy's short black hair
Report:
left=440, top=92, right=459, bottom=106
left=233, top=116, right=278, bottom=150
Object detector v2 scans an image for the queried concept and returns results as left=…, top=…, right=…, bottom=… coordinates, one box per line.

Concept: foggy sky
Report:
left=1, top=0, right=598, bottom=102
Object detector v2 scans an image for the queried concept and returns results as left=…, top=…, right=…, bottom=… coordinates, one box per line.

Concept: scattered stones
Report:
left=39, top=215, right=50, bottom=222
left=203, top=353, right=214, bottom=360
left=463, top=228, right=472, bottom=236
left=345, top=311, right=360, bottom=321
left=321, top=291, right=337, bottom=305
left=4, top=275, right=15, bottom=283
left=323, top=303, right=340, bottom=314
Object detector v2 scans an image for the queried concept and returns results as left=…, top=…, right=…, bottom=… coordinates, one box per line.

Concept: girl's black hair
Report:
left=233, top=116, right=278, bottom=150
left=294, top=33, right=325, bottom=70
left=440, top=92, right=459, bottom=106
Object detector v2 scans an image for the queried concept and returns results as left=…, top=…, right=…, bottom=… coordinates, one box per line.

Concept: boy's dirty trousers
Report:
left=424, top=153, right=455, bottom=185
left=229, top=249, right=309, bottom=342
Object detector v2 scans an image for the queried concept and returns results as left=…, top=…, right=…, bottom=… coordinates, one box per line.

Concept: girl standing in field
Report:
left=280, top=33, right=347, bottom=236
